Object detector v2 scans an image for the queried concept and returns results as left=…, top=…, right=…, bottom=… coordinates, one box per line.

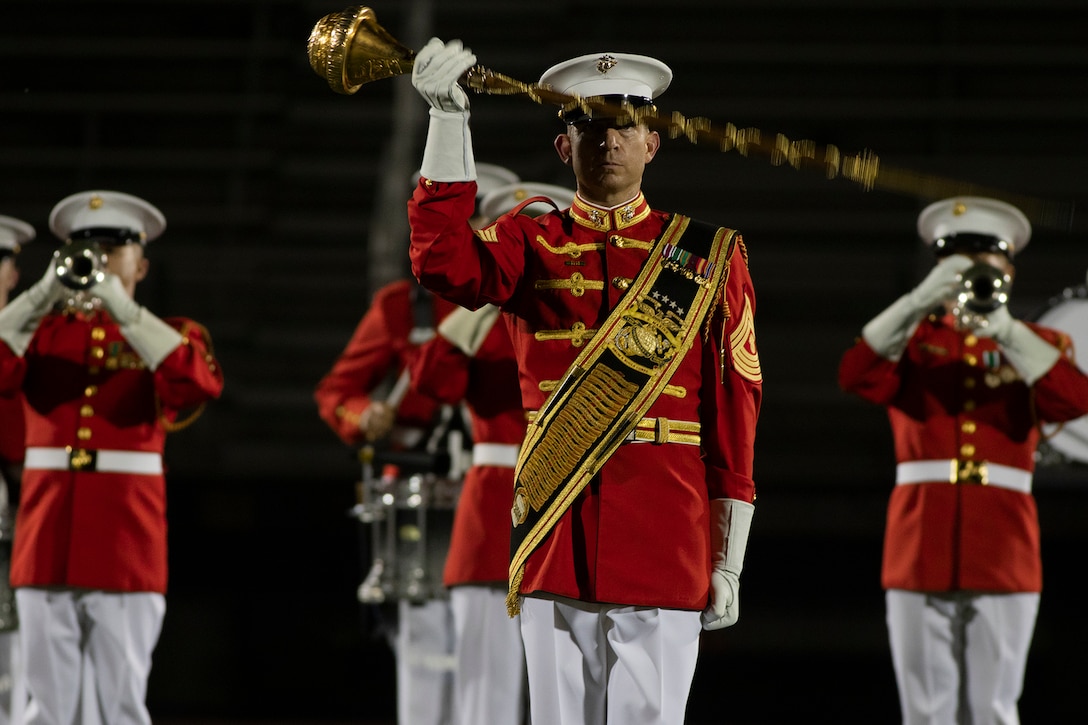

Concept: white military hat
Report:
left=917, top=196, right=1031, bottom=258
left=479, top=182, right=576, bottom=221
left=539, top=52, right=672, bottom=122
left=49, top=190, right=166, bottom=245
left=474, top=163, right=521, bottom=200
left=0, top=215, right=35, bottom=254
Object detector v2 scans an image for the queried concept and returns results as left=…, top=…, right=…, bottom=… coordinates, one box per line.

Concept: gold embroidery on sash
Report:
left=517, top=365, right=637, bottom=511
left=609, top=295, right=683, bottom=373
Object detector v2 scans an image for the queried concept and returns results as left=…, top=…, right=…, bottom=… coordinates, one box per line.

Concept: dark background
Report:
left=3, top=1, right=1088, bottom=723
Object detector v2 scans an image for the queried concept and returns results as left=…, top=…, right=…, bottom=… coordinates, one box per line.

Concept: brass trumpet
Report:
left=953, top=262, right=1012, bottom=328
left=307, top=5, right=1074, bottom=230
left=54, top=239, right=107, bottom=291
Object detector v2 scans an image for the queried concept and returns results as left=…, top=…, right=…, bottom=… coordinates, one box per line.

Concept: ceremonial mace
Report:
left=308, top=5, right=1074, bottom=230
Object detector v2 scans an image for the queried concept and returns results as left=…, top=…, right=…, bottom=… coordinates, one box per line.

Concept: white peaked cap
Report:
left=479, top=182, right=577, bottom=221
left=0, top=215, right=35, bottom=252
left=917, top=196, right=1032, bottom=257
left=539, top=52, right=672, bottom=103
left=49, top=190, right=166, bottom=243
left=474, top=163, right=521, bottom=200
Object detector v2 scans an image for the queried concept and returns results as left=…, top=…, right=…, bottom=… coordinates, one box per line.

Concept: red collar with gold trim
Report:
left=570, top=193, right=653, bottom=232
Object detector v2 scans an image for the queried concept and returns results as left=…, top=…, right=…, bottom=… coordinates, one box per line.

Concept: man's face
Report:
left=970, top=251, right=1015, bottom=280
left=103, top=242, right=148, bottom=298
left=554, top=117, right=660, bottom=205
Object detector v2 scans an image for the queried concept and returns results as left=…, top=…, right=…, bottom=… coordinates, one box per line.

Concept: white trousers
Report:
left=520, top=595, right=702, bottom=725
left=16, top=588, right=165, bottom=725
left=0, top=629, right=27, bottom=725
left=449, top=585, right=526, bottom=725
left=886, top=589, right=1039, bottom=725
left=396, top=599, right=455, bottom=725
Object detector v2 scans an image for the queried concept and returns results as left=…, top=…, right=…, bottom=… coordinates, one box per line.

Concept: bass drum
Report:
left=1034, top=284, right=1088, bottom=465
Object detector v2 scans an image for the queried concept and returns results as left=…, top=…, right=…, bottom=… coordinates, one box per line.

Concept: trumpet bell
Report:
left=953, top=261, right=1012, bottom=329
left=308, top=6, right=416, bottom=95
left=54, top=239, right=107, bottom=291
left=957, top=262, right=1012, bottom=313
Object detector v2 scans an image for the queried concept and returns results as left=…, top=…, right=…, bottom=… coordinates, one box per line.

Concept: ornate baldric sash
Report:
left=506, top=215, right=738, bottom=615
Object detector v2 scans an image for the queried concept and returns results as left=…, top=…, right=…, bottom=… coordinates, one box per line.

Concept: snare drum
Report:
left=1034, top=284, right=1088, bottom=465
left=353, top=468, right=460, bottom=604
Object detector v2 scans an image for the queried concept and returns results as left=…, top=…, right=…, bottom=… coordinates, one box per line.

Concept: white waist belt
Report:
left=472, top=443, right=519, bottom=468
left=896, top=459, right=1032, bottom=494
left=25, top=447, right=164, bottom=475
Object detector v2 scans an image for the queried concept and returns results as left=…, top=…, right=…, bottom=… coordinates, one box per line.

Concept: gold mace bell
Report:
left=307, top=6, right=416, bottom=94
left=307, top=5, right=531, bottom=97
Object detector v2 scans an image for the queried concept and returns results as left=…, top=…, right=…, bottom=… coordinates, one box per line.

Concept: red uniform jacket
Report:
left=0, top=308, right=223, bottom=593
left=839, top=314, right=1088, bottom=593
left=314, top=279, right=457, bottom=447
left=411, top=314, right=526, bottom=587
left=409, top=180, right=762, bottom=611
left=0, top=392, right=24, bottom=469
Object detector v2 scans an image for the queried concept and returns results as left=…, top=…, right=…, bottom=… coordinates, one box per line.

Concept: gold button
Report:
left=91, top=327, right=106, bottom=341
left=90, top=347, right=105, bottom=360
left=84, top=385, right=98, bottom=397
left=964, top=353, right=977, bottom=366
left=964, top=377, right=976, bottom=389
left=962, top=420, right=977, bottom=434
left=611, top=235, right=624, bottom=248
left=964, top=400, right=976, bottom=412
left=960, top=443, right=976, bottom=458
left=964, top=334, right=978, bottom=347
left=77, top=427, right=92, bottom=441
left=80, top=405, right=94, bottom=417
left=612, top=277, right=631, bottom=290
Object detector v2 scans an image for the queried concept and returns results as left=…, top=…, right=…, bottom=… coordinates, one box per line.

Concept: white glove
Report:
left=413, top=38, right=478, bottom=183
left=92, top=274, right=141, bottom=326
left=862, top=254, right=973, bottom=361
left=0, top=258, right=64, bottom=356
left=91, top=274, right=183, bottom=371
left=972, top=306, right=1061, bottom=385
left=702, top=498, right=754, bottom=631
left=437, top=304, right=501, bottom=356
left=909, top=254, right=974, bottom=312
left=412, top=38, right=474, bottom=113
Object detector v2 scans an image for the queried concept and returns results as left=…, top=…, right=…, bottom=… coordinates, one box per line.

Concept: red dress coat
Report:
left=839, top=314, right=1088, bottom=593
left=411, top=316, right=525, bottom=587
left=0, top=393, right=24, bottom=470
left=314, top=279, right=457, bottom=446
left=409, top=180, right=762, bottom=611
left=0, top=308, right=223, bottom=593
